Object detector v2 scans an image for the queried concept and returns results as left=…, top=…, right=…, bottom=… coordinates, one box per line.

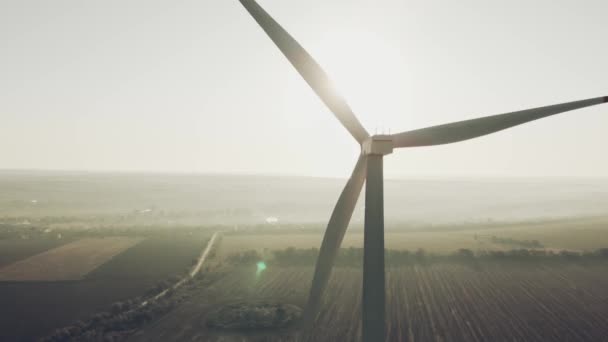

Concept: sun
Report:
left=311, top=28, right=410, bottom=133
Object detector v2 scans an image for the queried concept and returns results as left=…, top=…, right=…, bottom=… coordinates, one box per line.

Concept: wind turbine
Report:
left=237, top=0, right=607, bottom=340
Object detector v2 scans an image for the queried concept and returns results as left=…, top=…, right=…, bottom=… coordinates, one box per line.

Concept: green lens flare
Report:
left=256, top=261, right=267, bottom=278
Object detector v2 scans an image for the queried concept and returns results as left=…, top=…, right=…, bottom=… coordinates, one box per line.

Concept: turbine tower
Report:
left=237, top=0, right=607, bottom=340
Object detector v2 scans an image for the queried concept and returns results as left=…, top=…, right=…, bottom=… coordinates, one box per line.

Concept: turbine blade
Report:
left=238, top=0, right=369, bottom=144
left=392, top=96, right=607, bottom=148
left=302, top=154, right=367, bottom=325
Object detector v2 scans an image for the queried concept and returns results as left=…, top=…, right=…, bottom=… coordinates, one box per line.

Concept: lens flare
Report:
left=256, top=261, right=267, bottom=277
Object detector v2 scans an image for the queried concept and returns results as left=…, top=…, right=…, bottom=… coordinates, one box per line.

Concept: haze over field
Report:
left=2, top=171, right=608, bottom=224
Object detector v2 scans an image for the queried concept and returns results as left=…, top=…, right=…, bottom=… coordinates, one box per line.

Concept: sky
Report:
left=1, top=0, right=607, bottom=179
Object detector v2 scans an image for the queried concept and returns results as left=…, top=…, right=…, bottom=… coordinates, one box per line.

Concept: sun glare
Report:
left=312, top=29, right=410, bottom=132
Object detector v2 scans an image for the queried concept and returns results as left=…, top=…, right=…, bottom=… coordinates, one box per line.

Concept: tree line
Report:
left=227, top=247, right=608, bottom=267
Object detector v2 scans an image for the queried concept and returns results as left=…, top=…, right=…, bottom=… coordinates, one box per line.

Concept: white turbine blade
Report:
left=302, top=154, right=367, bottom=325
left=238, top=0, right=369, bottom=144
left=392, top=96, right=607, bottom=148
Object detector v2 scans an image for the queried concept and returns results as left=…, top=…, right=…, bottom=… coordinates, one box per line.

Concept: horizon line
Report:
left=1, top=168, right=607, bottom=182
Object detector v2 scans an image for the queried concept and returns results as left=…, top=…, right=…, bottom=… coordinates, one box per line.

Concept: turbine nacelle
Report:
left=362, top=135, right=393, bottom=156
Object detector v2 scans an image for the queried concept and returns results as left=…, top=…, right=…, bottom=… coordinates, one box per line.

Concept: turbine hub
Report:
left=362, top=135, right=393, bottom=156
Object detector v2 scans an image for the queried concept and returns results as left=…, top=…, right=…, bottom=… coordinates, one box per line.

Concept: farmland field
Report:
left=2, top=173, right=608, bottom=341
left=0, top=237, right=143, bottom=281
left=128, top=219, right=608, bottom=342
left=0, top=232, right=210, bottom=342
left=130, top=262, right=608, bottom=342
left=0, top=238, right=72, bottom=268
left=218, top=216, right=608, bottom=258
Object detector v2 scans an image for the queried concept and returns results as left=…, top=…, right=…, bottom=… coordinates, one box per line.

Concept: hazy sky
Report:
left=1, top=0, right=607, bottom=178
